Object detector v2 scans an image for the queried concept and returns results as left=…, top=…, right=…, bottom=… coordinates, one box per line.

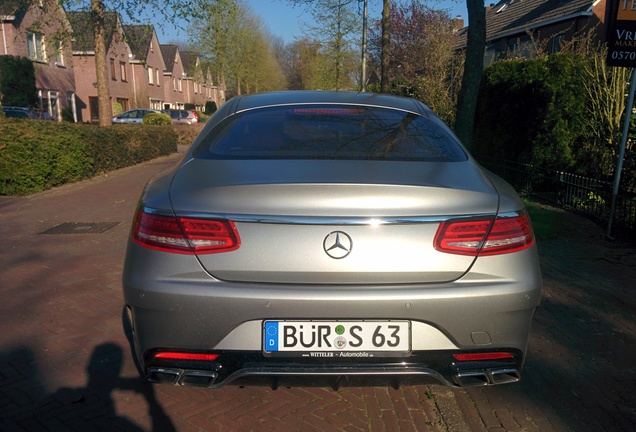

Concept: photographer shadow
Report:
left=1, top=342, right=176, bottom=431
left=49, top=342, right=176, bottom=431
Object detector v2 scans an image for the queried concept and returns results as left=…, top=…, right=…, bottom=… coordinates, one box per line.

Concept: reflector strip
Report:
left=453, top=352, right=515, bottom=361
left=153, top=352, right=219, bottom=361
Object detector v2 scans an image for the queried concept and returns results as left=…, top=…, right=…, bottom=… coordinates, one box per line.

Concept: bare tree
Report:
left=577, top=42, right=631, bottom=176
left=380, top=0, right=390, bottom=93
left=368, top=1, right=458, bottom=122
left=190, top=0, right=286, bottom=97
left=454, top=0, right=486, bottom=150
left=303, top=0, right=361, bottom=90
left=286, top=0, right=390, bottom=90
left=275, top=38, right=322, bottom=89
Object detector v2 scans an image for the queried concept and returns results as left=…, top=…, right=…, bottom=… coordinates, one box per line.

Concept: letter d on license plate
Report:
left=263, top=321, right=410, bottom=357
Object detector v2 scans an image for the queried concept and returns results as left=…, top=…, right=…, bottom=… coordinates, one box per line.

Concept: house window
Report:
left=110, top=59, right=117, bottom=80
left=120, top=62, right=127, bottom=82
left=178, top=78, right=182, bottom=92
left=48, top=91, right=59, bottom=120
left=27, top=31, right=46, bottom=62
left=552, top=34, right=566, bottom=53
left=89, top=97, right=99, bottom=122
left=156, top=69, right=160, bottom=86
left=117, top=98, right=129, bottom=111
left=148, top=67, right=154, bottom=85
left=55, top=40, right=64, bottom=66
left=507, top=40, right=518, bottom=58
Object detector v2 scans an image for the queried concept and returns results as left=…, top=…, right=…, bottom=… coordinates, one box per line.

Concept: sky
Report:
left=155, top=0, right=468, bottom=45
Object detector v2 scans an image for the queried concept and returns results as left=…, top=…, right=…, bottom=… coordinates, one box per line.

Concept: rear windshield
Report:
left=194, top=105, right=467, bottom=162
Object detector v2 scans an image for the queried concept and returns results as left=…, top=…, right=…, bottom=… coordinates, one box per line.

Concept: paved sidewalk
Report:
left=0, top=150, right=634, bottom=431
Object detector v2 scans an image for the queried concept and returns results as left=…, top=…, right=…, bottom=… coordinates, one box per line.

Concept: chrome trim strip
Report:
left=225, top=215, right=450, bottom=226
left=142, top=208, right=524, bottom=226
left=143, top=208, right=513, bottom=226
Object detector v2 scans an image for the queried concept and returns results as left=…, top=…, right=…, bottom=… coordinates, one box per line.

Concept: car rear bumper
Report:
left=137, top=347, right=525, bottom=389
left=123, top=243, right=542, bottom=388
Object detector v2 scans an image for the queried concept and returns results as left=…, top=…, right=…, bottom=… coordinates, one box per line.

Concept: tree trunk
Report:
left=91, top=0, right=112, bottom=126
left=454, top=0, right=486, bottom=150
left=380, top=0, right=390, bottom=93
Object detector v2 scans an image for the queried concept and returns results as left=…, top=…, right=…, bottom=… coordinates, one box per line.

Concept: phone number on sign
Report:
left=611, top=50, right=636, bottom=61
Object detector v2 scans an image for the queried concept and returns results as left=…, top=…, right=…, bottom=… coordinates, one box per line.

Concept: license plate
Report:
left=263, top=320, right=411, bottom=358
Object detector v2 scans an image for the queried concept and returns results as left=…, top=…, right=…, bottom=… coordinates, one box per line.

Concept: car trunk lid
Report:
left=169, top=159, right=499, bottom=284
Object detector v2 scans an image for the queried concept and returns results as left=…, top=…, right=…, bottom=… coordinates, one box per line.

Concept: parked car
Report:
left=112, top=109, right=164, bottom=124
left=168, top=109, right=198, bottom=124
left=2, top=106, right=38, bottom=119
left=123, top=91, right=542, bottom=389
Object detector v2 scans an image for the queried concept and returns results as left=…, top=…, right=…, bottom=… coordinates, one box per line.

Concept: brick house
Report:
left=123, top=24, right=166, bottom=110
left=160, top=44, right=187, bottom=110
left=180, top=50, right=204, bottom=110
left=67, top=11, right=136, bottom=122
left=0, top=0, right=76, bottom=121
left=457, top=0, right=608, bottom=66
left=3, top=5, right=224, bottom=122
left=180, top=50, right=223, bottom=112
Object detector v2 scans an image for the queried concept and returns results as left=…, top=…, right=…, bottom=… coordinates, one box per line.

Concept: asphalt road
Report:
left=1, top=148, right=634, bottom=431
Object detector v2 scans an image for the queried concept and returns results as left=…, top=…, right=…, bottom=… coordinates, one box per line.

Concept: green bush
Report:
left=474, top=54, right=587, bottom=171
left=0, top=121, right=93, bottom=195
left=172, top=123, right=204, bottom=146
left=112, top=101, right=124, bottom=116
left=0, top=120, right=177, bottom=195
left=144, top=112, right=172, bottom=125
left=80, top=124, right=177, bottom=173
left=204, top=101, right=217, bottom=115
left=0, top=56, right=38, bottom=108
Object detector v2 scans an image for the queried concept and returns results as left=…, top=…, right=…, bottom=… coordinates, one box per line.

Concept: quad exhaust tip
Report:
left=454, top=367, right=520, bottom=387
left=147, top=368, right=218, bottom=387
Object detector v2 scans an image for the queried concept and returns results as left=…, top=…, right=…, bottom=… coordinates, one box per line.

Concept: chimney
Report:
left=451, top=17, right=465, bottom=31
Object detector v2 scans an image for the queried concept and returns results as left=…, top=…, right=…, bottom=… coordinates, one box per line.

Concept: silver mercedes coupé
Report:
left=123, top=90, right=542, bottom=389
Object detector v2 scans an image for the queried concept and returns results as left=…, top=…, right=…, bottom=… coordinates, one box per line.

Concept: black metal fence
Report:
left=478, top=158, right=636, bottom=237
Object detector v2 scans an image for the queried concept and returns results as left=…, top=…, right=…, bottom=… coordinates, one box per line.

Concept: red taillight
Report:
left=453, top=352, right=515, bottom=361
left=434, top=213, right=534, bottom=256
left=152, top=352, right=219, bottom=361
left=133, top=210, right=240, bottom=254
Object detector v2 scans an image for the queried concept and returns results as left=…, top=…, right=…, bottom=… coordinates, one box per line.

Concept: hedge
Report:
left=473, top=54, right=588, bottom=172
left=0, top=120, right=177, bottom=195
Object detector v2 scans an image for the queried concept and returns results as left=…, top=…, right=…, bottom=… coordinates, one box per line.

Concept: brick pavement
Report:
left=0, top=150, right=634, bottom=431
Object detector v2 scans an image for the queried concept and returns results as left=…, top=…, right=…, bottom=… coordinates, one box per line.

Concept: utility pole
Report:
left=360, top=0, right=368, bottom=91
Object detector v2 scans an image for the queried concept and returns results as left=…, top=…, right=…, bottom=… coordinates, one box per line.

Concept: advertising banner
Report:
left=606, top=0, right=636, bottom=66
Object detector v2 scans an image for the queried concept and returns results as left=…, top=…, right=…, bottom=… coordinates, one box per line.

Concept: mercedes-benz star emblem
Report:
left=323, top=231, right=353, bottom=259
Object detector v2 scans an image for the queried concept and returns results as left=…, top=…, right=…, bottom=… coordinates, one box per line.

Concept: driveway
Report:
left=0, top=149, right=634, bottom=431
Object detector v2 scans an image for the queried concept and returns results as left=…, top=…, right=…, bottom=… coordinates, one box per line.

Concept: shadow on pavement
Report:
left=0, top=343, right=175, bottom=431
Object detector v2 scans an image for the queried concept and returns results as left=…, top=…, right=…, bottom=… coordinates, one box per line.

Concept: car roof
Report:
left=228, top=91, right=428, bottom=116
